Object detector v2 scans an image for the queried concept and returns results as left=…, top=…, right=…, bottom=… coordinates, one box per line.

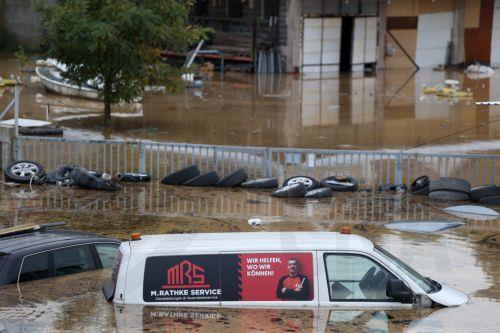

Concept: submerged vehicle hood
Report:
left=426, top=283, right=469, bottom=307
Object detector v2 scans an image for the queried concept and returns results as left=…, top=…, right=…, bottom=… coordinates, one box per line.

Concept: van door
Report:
left=317, top=251, right=413, bottom=308
left=220, top=251, right=319, bottom=308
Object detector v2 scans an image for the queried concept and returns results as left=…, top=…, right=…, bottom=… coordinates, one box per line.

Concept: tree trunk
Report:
left=103, top=81, right=112, bottom=126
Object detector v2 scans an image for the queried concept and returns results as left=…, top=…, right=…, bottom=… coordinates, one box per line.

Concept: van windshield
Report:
left=375, top=246, right=435, bottom=293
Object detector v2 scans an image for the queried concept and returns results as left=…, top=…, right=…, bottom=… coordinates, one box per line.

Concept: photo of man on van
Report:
left=275, top=258, right=310, bottom=300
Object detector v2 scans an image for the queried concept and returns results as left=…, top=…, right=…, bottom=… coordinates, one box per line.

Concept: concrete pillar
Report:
left=377, top=1, right=387, bottom=70
left=0, top=125, right=15, bottom=170
left=452, top=0, right=465, bottom=64
left=283, top=0, right=302, bottom=73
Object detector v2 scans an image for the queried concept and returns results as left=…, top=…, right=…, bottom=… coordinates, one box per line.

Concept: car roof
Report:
left=129, top=232, right=374, bottom=253
left=0, top=229, right=118, bottom=254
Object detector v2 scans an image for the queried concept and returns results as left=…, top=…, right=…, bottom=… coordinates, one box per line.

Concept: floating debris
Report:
left=385, top=221, right=465, bottom=233
left=443, top=205, right=499, bottom=220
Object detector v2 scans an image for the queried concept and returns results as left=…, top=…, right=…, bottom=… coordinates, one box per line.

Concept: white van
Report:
left=105, top=230, right=468, bottom=308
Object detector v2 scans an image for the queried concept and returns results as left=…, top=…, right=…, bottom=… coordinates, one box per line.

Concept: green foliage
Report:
left=37, top=0, right=208, bottom=124
left=14, top=45, right=28, bottom=68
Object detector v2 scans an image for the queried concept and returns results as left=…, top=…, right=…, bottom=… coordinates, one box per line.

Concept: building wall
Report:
left=464, top=0, right=494, bottom=63
left=385, top=0, right=485, bottom=68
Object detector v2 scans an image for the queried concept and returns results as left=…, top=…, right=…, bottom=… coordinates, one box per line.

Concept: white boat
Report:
left=36, top=66, right=101, bottom=100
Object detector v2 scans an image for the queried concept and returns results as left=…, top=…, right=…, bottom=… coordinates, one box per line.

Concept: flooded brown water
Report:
left=0, top=182, right=499, bottom=332
left=1, top=54, right=500, bottom=152
left=1, top=54, right=499, bottom=331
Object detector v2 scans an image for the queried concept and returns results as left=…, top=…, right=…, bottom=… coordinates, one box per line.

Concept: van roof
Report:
left=129, top=232, right=374, bottom=253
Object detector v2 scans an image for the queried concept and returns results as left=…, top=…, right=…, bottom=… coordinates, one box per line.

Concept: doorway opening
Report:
left=340, top=16, right=354, bottom=72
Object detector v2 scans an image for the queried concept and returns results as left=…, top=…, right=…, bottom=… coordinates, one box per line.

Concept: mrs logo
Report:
left=162, top=259, right=210, bottom=289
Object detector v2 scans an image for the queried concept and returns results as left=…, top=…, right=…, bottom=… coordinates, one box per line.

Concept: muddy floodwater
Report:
left=0, top=182, right=499, bottom=332
left=1, top=54, right=500, bottom=153
left=0, top=54, right=499, bottom=331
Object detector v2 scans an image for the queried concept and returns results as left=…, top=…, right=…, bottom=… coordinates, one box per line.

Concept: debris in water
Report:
left=443, top=205, right=499, bottom=220
left=10, top=189, right=39, bottom=199
left=0, top=181, right=20, bottom=188
left=248, top=218, right=261, bottom=227
left=385, top=221, right=464, bottom=233
left=475, top=101, right=500, bottom=106
left=247, top=217, right=283, bottom=228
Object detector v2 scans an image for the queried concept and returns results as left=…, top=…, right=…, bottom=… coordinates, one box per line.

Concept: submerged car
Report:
left=0, top=222, right=120, bottom=285
left=106, top=229, right=468, bottom=308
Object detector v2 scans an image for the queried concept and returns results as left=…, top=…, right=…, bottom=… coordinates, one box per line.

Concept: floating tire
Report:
left=182, top=171, right=219, bottom=187
left=320, top=176, right=359, bottom=192
left=271, top=183, right=307, bottom=198
left=116, top=173, right=151, bottom=182
left=240, top=177, right=278, bottom=189
left=214, top=168, right=248, bottom=187
left=428, top=190, right=470, bottom=201
left=429, top=178, right=470, bottom=194
left=161, top=165, right=200, bottom=185
left=4, top=160, right=46, bottom=184
left=283, top=176, right=319, bottom=191
left=304, top=187, right=333, bottom=199
left=410, top=175, right=430, bottom=196
left=470, top=185, right=500, bottom=201
left=478, top=196, right=500, bottom=205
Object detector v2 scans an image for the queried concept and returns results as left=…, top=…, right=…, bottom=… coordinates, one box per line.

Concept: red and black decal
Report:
left=143, top=255, right=221, bottom=302
left=144, top=253, right=314, bottom=303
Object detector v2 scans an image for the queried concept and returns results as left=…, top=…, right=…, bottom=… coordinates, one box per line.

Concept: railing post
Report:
left=264, top=148, right=272, bottom=177
left=213, top=146, right=218, bottom=173
left=138, top=142, right=146, bottom=173
left=395, top=150, right=403, bottom=185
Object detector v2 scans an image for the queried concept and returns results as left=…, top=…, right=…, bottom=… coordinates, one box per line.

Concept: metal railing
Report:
left=15, top=136, right=500, bottom=189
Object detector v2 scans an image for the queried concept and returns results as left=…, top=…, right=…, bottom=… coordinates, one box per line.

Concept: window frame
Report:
left=322, top=252, right=402, bottom=303
left=17, top=250, right=52, bottom=284
left=17, top=242, right=118, bottom=284
left=93, top=243, right=120, bottom=269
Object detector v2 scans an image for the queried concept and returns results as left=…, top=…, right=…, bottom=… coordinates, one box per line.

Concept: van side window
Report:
left=53, top=245, right=95, bottom=276
left=324, top=254, right=395, bottom=301
left=19, top=252, right=50, bottom=283
left=95, top=244, right=119, bottom=269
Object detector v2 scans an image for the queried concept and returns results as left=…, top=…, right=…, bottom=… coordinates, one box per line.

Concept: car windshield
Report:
left=375, top=246, right=435, bottom=293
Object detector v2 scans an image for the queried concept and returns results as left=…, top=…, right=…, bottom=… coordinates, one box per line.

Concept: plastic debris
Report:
left=385, top=221, right=465, bottom=233
left=444, top=205, right=499, bottom=220
left=248, top=218, right=262, bottom=227
left=464, top=64, right=494, bottom=79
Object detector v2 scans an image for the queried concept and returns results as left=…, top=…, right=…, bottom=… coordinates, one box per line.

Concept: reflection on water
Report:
left=0, top=182, right=499, bottom=331
left=2, top=55, right=500, bottom=151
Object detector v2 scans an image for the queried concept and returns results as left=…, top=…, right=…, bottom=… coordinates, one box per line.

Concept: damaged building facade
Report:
left=194, top=0, right=500, bottom=73
left=2, top=0, right=500, bottom=72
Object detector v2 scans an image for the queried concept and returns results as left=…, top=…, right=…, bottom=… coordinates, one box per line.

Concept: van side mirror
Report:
left=386, top=279, right=413, bottom=303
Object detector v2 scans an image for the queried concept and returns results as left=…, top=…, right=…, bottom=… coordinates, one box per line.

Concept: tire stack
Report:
left=470, top=185, right=500, bottom=205
left=161, top=165, right=250, bottom=188
left=428, top=177, right=471, bottom=201
left=270, top=175, right=359, bottom=199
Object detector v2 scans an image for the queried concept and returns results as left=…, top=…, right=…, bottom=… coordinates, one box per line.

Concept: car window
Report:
left=0, top=253, right=7, bottom=271
left=324, top=254, right=396, bottom=301
left=53, top=245, right=95, bottom=277
left=19, top=252, right=50, bottom=283
left=95, top=244, right=119, bottom=269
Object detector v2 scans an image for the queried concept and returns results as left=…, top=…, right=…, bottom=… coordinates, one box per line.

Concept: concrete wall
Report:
left=1, top=0, right=53, bottom=50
